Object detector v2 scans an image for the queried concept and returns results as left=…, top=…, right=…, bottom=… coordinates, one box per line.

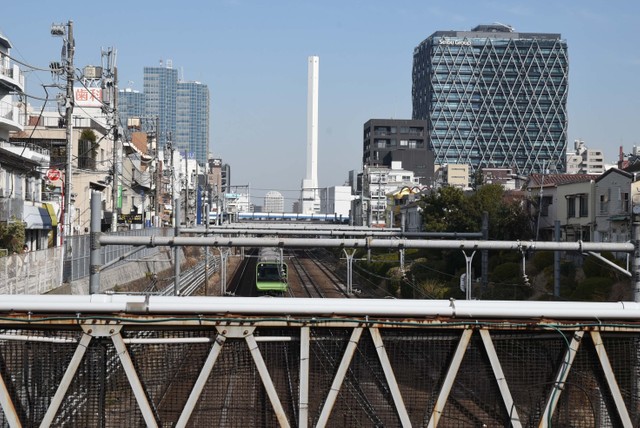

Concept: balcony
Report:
left=133, top=169, right=152, bottom=190
left=0, top=99, right=23, bottom=133
left=0, top=58, right=25, bottom=93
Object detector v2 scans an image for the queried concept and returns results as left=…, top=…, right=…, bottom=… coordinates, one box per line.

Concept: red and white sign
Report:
left=46, top=169, right=61, bottom=181
left=74, top=87, right=102, bottom=108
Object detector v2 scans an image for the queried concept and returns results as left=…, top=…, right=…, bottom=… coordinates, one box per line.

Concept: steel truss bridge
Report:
left=0, top=296, right=638, bottom=427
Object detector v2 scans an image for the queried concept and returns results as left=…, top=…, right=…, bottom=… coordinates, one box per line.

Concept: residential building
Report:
left=399, top=200, right=423, bottom=232
left=594, top=168, right=634, bottom=247
left=319, top=186, right=354, bottom=219
left=118, top=88, right=146, bottom=139
left=413, top=23, right=568, bottom=175
left=1, top=32, right=56, bottom=248
left=389, top=186, right=427, bottom=230
left=477, top=167, right=522, bottom=190
left=144, top=62, right=177, bottom=149
left=527, top=174, right=599, bottom=241
left=0, top=33, right=23, bottom=143
left=566, top=140, right=606, bottom=175
left=555, top=180, right=596, bottom=242
left=125, top=65, right=210, bottom=164
left=14, top=112, right=115, bottom=234
left=437, top=164, right=470, bottom=189
left=357, top=162, right=419, bottom=227
left=208, top=158, right=224, bottom=196
left=264, top=191, right=284, bottom=212
left=176, top=81, right=210, bottom=165
left=363, top=119, right=433, bottom=185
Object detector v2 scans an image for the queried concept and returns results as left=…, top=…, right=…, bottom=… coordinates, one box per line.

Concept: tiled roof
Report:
left=527, top=173, right=599, bottom=188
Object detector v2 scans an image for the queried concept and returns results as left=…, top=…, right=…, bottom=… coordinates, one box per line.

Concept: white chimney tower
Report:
left=301, top=56, right=320, bottom=213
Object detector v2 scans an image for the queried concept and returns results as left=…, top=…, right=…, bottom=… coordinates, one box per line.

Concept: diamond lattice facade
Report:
left=412, top=24, right=568, bottom=176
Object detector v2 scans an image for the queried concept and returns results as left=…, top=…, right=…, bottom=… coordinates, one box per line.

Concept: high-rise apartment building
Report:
left=412, top=24, right=568, bottom=175
left=143, top=63, right=178, bottom=149
left=176, top=81, right=210, bottom=164
left=120, top=62, right=210, bottom=165
left=118, top=88, right=145, bottom=129
left=363, top=119, right=433, bottom=185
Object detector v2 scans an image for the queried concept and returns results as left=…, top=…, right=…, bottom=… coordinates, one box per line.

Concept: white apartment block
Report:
left=566, top=139, right=606, bottom=175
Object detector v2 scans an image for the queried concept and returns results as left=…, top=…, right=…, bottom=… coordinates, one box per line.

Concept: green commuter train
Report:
left=256, top=248, right=288, bottom=294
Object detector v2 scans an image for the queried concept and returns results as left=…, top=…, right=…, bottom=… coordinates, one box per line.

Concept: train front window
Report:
left=258, top=264, right=284, bottom=281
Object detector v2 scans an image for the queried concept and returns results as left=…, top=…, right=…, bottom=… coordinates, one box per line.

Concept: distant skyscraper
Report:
left=176, top=81, right=210, bottom=164
left=412, top=24, right=568, bottom=175
left=144, top=62, right=178, bottom=148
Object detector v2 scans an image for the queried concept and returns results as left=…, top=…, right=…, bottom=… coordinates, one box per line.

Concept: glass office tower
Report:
left=412, top=24, right=568, bottom=175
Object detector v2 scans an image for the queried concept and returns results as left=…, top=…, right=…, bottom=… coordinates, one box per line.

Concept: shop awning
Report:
left=23, top=205, right=53, bottom=229
left=43, top=203, right=59, bottom=227
left=90, top=181, right=108, bottom=191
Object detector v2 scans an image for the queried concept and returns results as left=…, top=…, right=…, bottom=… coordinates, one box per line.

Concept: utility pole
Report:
left=184, top=153, right=188, bottom=227
left=154, top=117, right=161, bottom=227
left=101, top=48, right=119, bottom=232
left=51, top=21, right=75, bottom=283
left=167, top=133, right=175, bottom=227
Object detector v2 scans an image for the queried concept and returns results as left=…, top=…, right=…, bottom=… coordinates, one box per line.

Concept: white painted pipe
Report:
left=0, top=295, right=639, bottom=320
left=99, top=235, right=634, bottom=253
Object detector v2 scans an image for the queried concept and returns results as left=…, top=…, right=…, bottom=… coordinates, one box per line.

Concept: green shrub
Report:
left=583, top=253, right=619, bottom=278
left=571, top=277, right=612, bottom=301
left=490, top=262, right=521, bottom=284
left=532, top=252, right=554, bottom=272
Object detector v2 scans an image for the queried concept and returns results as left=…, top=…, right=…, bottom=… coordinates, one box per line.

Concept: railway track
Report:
left=289, top=254, right=325, bottom=298
left=287, top=249, right=352, bottom=298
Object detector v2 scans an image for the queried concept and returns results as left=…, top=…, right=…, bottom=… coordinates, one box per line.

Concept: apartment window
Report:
left=599, top=192, right=608, bottom=214
left=566, top=196, right=575, bottom=218
left=622, top=192, right=629, bottom=213
left=541, top=196, right=552, bottom=217
left=25, top=177, right=33, bottom=201
left=579, top=194, right=588, bottom=217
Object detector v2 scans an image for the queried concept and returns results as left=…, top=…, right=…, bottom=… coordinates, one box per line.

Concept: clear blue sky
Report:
left=2, top=1, right=639, bottom=207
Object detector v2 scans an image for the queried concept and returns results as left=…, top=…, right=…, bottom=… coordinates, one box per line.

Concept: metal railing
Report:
left=0, top=296, right=637, bottom=427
